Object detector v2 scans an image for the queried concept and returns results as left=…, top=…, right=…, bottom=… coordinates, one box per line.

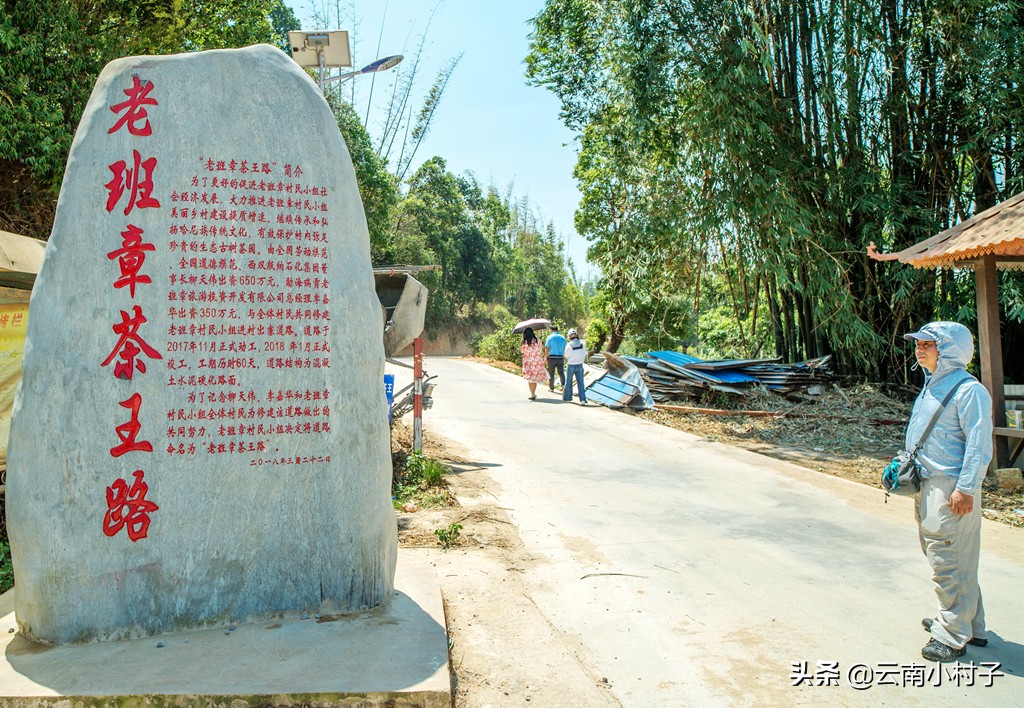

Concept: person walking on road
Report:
left=562, top=328, right=588, bottom=405
left=544, top=324, right=567, bottom=392
left=903, top=321, right=993, bottom=663
left=520, top=327, right=547, bottom=401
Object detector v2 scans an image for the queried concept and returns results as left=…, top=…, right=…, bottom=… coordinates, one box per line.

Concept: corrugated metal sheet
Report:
left=740, top=356, right=833, bottom=390
left=648, top=351, right=761, bottom=384
left=683, top=357, right=781, bottom=371
left=601, top=352, right=655, bottom=409
left=622, top=356, right=652, bottom=369
left=644, top=358, right=748, bottom=396
left=586, top=374, right=640, bottom=408
left=615, top=352, right=834, bottom=400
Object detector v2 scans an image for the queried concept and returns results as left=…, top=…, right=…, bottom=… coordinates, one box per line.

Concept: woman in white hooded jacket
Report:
left=903, top=321, right=993, bottom=662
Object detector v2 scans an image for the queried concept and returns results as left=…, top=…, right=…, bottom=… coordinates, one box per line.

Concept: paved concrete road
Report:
left=404, top=356, right=1024, bottom=706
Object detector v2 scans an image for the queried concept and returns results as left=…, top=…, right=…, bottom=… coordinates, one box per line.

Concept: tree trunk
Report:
left=766, top=275, right=787, bottom=361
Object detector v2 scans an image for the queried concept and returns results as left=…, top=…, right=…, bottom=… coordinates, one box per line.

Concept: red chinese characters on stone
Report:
left=101, top=78, right=161, bottom=540
left=110, top=392, right=153, bottom=457
left=108, top=75, right=157, bottom=136
left=108, top=224, right=154, bottom=297
left=102, top=304, right=162, bottom=379
left=105, top=150, right=160, bottom=215
left=103, top=469, right=159, bottom=541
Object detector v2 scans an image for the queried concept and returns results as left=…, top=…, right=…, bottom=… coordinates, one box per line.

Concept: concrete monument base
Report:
left=0, top=554, right=449, bottom=707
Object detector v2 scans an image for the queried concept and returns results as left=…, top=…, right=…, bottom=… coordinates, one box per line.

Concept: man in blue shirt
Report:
left=544, top=324, right=567, bottom=392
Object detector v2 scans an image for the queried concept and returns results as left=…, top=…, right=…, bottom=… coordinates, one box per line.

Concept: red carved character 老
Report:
left=108, top=75, right=157, bottom=136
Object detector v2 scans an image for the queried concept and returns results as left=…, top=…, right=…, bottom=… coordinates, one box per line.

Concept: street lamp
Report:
left=288, top=30, right=352, bottom=93
left=323, top=55, right=404, bottom=86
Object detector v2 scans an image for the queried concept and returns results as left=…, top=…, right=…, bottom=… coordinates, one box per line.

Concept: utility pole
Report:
left=413, top=337, right=423, bottom=452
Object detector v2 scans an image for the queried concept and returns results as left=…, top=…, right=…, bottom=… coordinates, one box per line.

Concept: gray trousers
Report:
left=547, top=356, right=565, bottom=390
left=915, top=474, right=986, bottom=648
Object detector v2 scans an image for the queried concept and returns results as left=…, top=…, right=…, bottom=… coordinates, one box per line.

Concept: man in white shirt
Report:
left=562, top=328, right=588, bottom=404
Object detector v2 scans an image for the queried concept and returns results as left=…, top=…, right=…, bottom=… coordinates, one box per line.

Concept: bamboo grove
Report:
left=527, top=0, right=1024, bottom=380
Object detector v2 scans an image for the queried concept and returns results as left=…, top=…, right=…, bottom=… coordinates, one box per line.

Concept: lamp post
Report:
left=288, top=30, right=352, bottom=93
left=323, top=55, right=404, bottom=87
left=287, top=32, right=402, bottom=92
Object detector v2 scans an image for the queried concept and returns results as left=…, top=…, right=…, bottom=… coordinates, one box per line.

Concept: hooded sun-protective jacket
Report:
left=904, top=321, right=993, bottom=495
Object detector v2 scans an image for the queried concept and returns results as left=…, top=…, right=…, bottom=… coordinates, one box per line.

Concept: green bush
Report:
left=393, top=451, right=451, bottom=508
left=469, top=304, right=523, bottom=363
left=584, top=318, right=608, bottom=354
left=434, top=522, right=462, bottom=549
left=0, top=542, right=13, bottom=594
left=695, top=302, right=771, bottom=360
left=422, top=458, right=446, bottom=487
left=473, top=328, right=523, bottom=363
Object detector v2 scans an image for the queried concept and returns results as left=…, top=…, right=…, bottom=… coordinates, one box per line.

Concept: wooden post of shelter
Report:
left=975, top=254, right=1007, bottom=466
left=868, top=191, right=1024, bottom=470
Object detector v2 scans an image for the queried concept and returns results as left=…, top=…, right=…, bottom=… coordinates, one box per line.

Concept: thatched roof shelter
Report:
left=869, top=192, right=1024, bottom=467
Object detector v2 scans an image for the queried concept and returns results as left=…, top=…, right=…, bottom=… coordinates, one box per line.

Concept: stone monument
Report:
left=5, top=45, right=397, bottom=644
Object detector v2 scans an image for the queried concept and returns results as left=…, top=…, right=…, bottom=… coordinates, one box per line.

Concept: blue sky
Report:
left=286, top=0, right=592, bottom=278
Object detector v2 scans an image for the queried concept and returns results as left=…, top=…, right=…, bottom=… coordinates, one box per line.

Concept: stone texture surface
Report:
left=6, top=45, right=396, bottom=644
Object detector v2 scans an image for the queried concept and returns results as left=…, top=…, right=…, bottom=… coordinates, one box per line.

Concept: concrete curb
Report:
left=0, top=552, right=450, bottom=706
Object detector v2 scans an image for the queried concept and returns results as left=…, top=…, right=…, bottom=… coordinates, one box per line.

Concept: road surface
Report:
left=396, top=356, right=1024, bottom=706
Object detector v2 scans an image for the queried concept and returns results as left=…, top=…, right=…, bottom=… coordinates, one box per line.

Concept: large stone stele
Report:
left=5, top=45, right=396, bottom=644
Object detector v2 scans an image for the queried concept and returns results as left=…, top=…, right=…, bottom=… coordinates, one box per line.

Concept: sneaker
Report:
left=922, top=618, right=988, bottom=647
left=922, top=638, right=966, bottom=662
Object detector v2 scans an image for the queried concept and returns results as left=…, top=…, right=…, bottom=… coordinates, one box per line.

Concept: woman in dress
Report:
left=520, top=327, right=547, bottom=400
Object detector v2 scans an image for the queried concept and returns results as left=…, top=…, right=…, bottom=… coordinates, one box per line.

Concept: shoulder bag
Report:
left=882, top=376, right=968, bottom=500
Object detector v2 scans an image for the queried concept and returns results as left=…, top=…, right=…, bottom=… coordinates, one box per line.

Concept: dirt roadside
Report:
left=394, top=363, right=1024, bottom=705
left=394, top=426, right=615, bottom=706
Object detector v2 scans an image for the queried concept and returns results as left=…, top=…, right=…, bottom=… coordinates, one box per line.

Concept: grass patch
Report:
left=393, top=451, right=454, bottom=510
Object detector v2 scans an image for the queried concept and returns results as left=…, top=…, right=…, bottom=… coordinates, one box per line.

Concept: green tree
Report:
left=572, top=105, right=696, bottom=352
left=527, top=0, right=1024, bottom=379
left=331, top=99, right=399, bottom=262
left=393, top=157, right=500, bottom=323
left=173, top=0, right=297, bottom=51
left=476, top=186, right=586, bottom=327
left=0, top=0, right=296, bottom=237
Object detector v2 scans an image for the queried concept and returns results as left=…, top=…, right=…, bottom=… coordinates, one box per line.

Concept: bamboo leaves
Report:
left=527, top=0, right=1024, bottom=379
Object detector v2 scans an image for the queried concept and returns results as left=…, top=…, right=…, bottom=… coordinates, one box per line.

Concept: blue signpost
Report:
left=384, top=374, right=395, bottom=422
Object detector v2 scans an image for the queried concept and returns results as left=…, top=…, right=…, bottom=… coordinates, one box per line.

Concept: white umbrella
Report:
left=512, top=318, right=550, bottom=334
